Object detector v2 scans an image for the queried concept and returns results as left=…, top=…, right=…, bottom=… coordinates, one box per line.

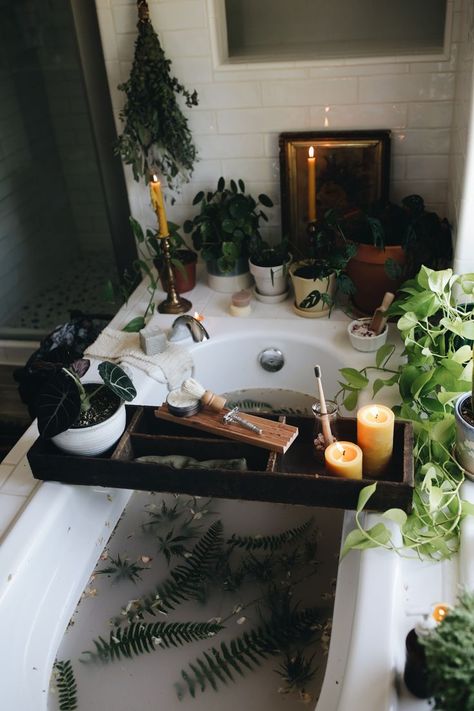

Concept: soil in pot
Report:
left=460, top=396, right=474, bottom=427
left=155, top=250, right=197, bottom=294
left=72, top=385, right=121, bottom=428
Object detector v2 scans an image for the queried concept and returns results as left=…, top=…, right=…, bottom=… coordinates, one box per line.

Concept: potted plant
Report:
left=290, top=210, right=356, bottom=318
left=184, top=177, right=274, bottom=293
left=34, top=357, right=136, bottom=456
left=343, top=195, right=452, bottom=314
left=248, top=236, right=291, bottom=302
left=421, top=590, right=474, bottom=710
left=337, top=267, right=474, bottom=560
left=454, top=341, right=474, bottom=477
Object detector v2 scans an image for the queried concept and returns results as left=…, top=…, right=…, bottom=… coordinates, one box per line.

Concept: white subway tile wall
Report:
left=95, top=0, right=467, bottom=240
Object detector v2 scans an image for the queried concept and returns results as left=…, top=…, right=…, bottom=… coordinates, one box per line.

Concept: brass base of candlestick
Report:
left=157, top=234, right=193, bottom=315
left=158, top=295, right=192, bottom=314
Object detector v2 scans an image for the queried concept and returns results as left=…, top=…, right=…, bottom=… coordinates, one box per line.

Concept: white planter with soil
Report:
left=52, top=390, right=126, bottom=457
left=249, top=257, right=290, bottom=302
left=455, top=392, right=474, bottom=478
left=206, top=257, right=253, bottom=293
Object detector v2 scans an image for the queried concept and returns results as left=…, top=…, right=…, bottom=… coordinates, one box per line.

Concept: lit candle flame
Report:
left=308, top=146, right=315, bottom=159
left=193, top=311, right=204, bottom=322
left=370, top=406, right=379, bottom=420
left=335, top=442, right=346, bottom=457
left=152, top=173, right=158, bottom=183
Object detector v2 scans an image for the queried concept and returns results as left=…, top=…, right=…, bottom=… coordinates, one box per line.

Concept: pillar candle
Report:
left=149, top=175, right=169, bottom=238
left=307, top=146, right=316, bottom=222
left=324, top=441, right=363, bottom=480
left=357, top=404, right=394, bottom=477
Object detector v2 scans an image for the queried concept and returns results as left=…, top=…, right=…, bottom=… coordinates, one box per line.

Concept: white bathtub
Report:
left=0, top=315, right=464, bottom=711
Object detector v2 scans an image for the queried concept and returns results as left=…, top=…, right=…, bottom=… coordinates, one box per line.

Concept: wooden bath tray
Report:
left=27, top=405, right=414, bottom=512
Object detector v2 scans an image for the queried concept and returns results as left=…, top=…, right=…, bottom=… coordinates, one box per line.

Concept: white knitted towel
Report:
left=84, top=327, right=193, bottom=391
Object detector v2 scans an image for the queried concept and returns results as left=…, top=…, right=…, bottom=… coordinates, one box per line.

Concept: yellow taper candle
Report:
left=357, top=404, right=394, bottom=477
left=149, top=174, right=169, bottom=238
left=324, top=441, right=363, bottom=480
left=307, top=146, right=316, bottom=222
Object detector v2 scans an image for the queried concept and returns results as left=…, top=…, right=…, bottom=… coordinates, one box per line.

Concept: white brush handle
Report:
left=316, top=376, right=333, bottom=446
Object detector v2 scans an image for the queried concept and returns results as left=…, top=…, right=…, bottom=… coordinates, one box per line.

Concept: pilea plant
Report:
left=184, top=177, right=274, bottom=273
left=337, top=266, right=474, bottom=559
left=116, top=0, right=198, bottom=189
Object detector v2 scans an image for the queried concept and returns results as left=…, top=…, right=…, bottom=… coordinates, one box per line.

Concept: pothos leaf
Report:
left=123, top=317, right=146, bottom=333
left=357, top=482, right=377, bottom=512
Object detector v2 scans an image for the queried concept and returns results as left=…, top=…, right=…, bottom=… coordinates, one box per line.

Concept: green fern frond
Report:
left=274, top=650, right=318, bottom=692
left=227, top=518, right=314, bottom=552
left=175, top=607, right=321, bottom=699
left=120, top=520, right=223, bottom=621
left=55, top=659, right=78, bottom=710
left=82, top=620, right=223, bottom=664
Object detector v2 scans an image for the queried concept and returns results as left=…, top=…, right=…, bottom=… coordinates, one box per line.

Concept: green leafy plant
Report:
left=227, top=517, right=313, bottom=552
left=341, top=195, right=452, bottom=279
left=36, top=360, right=136, bottom=439
left=54, top=660, right=78, bottom=711
left=116, top=1, right=198, bottom=188
left=292, top=209, right=356, bottom=311
left=337, top=267, right=474, bottom=559
left=421, top=590, right=474, bottom=710
left=184, top=177, right=274, bottom=273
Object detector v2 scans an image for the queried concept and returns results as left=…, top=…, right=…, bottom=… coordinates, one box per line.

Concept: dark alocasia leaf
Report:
left=98, top=362, right=136, bottom=402
left=37, top=372, right=81, bottom=438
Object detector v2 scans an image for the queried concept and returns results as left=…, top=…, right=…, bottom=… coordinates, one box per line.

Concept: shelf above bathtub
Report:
left=27, top=405, right=414, bottom=512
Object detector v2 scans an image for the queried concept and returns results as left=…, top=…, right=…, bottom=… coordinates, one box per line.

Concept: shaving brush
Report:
left=181, top=378, right=227, bottom=412
left=314, top=365, right=333, bottom=446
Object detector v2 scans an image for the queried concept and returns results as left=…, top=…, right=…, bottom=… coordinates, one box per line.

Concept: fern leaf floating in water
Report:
left=82, top=620, right=223, bottom=664
left=119, top=520, right=223, bottom=621
left=227, top=517, right=314, bottom=551
left=54, top=660, right=78, bottom=711
left=175, top=607, right=322, bottom=699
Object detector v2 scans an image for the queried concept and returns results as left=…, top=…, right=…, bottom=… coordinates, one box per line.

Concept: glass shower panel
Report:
left=0, top=0, right=127, bottom=339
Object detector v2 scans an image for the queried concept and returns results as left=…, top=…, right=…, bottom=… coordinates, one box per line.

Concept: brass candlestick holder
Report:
left=157, top=233, right=192, bottom=314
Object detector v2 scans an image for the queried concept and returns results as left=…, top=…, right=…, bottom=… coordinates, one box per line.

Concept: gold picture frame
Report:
left=279, top=130, right=391, bottom=255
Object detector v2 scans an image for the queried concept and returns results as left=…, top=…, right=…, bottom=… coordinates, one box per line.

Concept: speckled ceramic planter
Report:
left=455, top=393, right=474, bottom=479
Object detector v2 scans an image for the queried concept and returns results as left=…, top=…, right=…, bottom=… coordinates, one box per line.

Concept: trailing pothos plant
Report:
left=337, top=266, right=474, bottom=560
left=35, top=359, right=136, bottom=439
left=116, top=0, right=198, bottom=190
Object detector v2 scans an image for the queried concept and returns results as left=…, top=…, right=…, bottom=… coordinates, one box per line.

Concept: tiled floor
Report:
left=3, top=254, right=121, bottom=335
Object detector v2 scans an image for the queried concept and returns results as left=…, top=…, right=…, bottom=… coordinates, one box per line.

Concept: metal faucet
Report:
left=169, top=315, right=210, bottom=343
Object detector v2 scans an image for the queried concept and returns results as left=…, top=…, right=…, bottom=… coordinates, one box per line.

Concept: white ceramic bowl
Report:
left=347, top=317, right=388, bottom=352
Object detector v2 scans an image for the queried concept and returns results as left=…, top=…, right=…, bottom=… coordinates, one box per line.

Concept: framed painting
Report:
left=279, top=130, right=391, bottom=255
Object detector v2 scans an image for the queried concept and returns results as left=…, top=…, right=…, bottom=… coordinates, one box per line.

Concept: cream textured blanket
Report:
left=84, top=326, right=193, bottom=390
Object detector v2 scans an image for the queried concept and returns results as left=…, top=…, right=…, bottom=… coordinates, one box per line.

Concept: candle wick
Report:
left=342, top=448, right=345, bottom=456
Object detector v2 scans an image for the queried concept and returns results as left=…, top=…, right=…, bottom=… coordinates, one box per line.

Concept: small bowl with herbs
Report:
left=347, top=317, right=388, bottom=352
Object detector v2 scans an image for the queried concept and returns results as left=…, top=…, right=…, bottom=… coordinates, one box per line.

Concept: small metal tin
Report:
left=166, top=389, right=201, bottom=417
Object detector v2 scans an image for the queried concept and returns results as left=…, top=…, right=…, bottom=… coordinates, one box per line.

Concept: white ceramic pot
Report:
left=455, top=392, right=474, bottom=478
left=52, top=401, right=126, bottom=456
left=206, top=257, right=253, bottom=293
left=249, top=257, right=290, bottom=301
left=289, top=262, right=335, bottom=318
left=347, top=318, right=388, bottom=352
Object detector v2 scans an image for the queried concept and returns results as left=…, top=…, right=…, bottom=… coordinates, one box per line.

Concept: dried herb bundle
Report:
left=116, top=1, right=198, bottom=187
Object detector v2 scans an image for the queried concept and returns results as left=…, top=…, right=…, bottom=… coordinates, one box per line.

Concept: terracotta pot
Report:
left=156, top=250, right=197, bottom=293
left=346, top=243, right=406, bottom=314
left=289, top=262, right=335, bottom=318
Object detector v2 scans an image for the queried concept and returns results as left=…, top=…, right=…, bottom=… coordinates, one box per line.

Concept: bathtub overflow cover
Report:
left=258, top=347, right=284, bottom=372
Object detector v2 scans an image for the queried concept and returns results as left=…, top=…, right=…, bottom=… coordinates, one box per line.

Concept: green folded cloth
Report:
left=135, top=455, right=247, bottom=470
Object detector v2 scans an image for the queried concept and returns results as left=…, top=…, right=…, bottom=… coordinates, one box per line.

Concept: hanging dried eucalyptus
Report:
left=116, top=0, right=198, bottom=188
